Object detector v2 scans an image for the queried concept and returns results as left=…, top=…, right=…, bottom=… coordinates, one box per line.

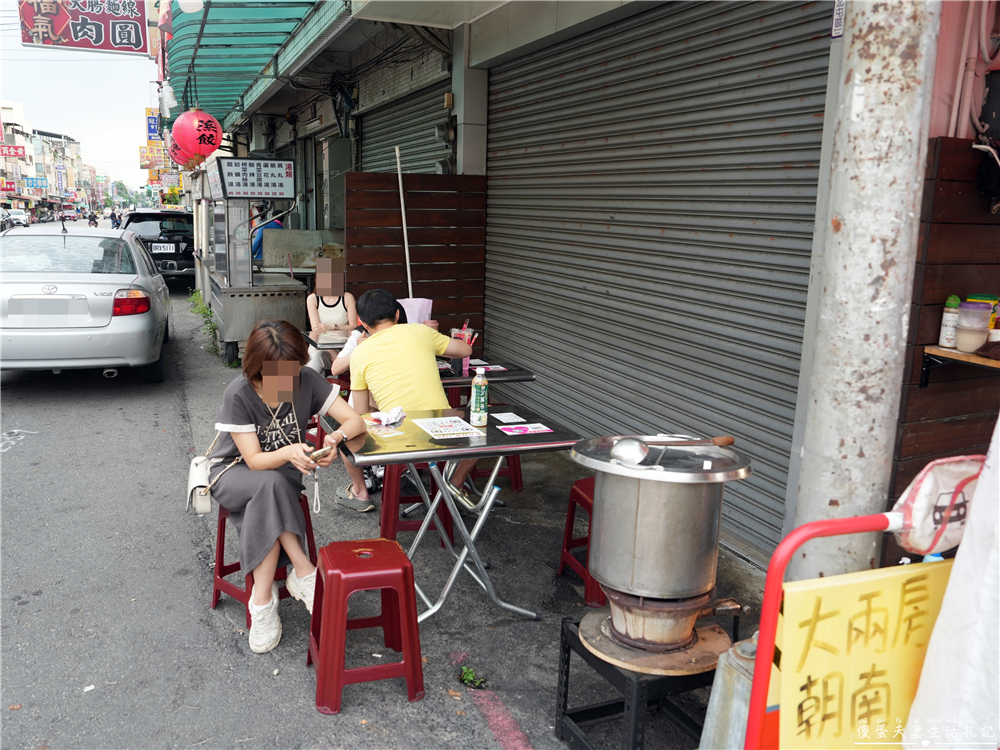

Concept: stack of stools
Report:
left=212, top=494, right=318, bottom=627
left=307, top=539, right=425, bottom=714
left=379, top=463, right=454, bottom=545
left=557, top=477, right=607, bottom=607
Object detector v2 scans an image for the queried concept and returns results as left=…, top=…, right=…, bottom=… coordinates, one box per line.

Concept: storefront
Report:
left=480, top=1, right=834, bottom=561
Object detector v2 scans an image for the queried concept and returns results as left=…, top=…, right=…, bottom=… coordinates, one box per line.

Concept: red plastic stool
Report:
left=211, top=494, right=318, bottom=628
left=379, top=463, right=454, bottom=545
left=556, top=477, right=606, bottom=607
left=307, top=539, right=425, bottom=714
left=469, top=454, right=523, bottom=492
left=308, top=377, right=351, bottom=449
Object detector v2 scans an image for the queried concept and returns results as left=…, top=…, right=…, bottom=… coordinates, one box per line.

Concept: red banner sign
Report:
left=0, top=145, right=27, bottom=158
left=19, top=0, right=149, bottom=56
left=0, top=179, right=16, bottom=192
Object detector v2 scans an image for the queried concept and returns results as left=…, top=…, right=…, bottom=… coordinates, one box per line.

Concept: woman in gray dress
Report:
left=209, top=320, right=366, bottom=653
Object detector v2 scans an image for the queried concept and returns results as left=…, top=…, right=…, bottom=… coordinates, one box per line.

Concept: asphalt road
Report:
left=1, top=272, right=765, bottom=749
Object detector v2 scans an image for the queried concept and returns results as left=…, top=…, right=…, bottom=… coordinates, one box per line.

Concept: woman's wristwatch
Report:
left=332, top=430, right=347, bottom=445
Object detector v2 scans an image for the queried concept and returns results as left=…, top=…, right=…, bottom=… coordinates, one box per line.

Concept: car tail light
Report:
left=113, top=289, right=151, bottom=316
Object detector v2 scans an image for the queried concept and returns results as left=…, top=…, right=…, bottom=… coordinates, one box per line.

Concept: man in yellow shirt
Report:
left=333, top=289, right=473, bottom=511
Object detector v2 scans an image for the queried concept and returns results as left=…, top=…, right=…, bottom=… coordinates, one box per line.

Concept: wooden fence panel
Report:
left=345, top=171, right=488, bottom=355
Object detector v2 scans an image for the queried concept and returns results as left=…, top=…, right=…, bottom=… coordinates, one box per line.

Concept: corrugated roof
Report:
left=164, top=0, right=319, bottom=126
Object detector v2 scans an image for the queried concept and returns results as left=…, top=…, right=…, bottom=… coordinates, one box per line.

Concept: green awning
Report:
left=165, top=0, right=319, bottom=127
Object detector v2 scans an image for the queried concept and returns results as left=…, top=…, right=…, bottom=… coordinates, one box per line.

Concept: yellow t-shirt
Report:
left=350, top=323, right=452, bottom=412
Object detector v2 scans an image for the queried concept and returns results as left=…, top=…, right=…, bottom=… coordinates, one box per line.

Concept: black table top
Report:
left=438, top=362, right=536, bottom=386
left=327, top=405, right=581, bottom=467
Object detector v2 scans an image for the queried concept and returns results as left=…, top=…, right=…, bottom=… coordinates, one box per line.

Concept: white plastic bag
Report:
left=892, top=454, right=985, bottom=555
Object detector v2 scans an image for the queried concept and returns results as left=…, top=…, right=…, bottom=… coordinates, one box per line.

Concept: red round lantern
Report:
left=171, top=108, right=222, bottom=157
left=168, top=141, right=204, bottom=170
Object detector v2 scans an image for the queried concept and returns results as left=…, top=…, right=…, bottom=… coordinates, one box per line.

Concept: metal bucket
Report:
left=571, top=435, right=752, bottom=600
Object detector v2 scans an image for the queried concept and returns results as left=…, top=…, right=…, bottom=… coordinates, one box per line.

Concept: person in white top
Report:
left=306, top=257, right=357, bottom=373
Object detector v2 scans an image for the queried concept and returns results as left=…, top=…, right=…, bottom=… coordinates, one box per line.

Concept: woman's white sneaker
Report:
left=286, top=568, right=316, bottom=613
left=248, top=582, right=282, bottom=653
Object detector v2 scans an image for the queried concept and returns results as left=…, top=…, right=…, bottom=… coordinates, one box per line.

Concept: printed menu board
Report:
left=216, top=158, right=294, bottom=199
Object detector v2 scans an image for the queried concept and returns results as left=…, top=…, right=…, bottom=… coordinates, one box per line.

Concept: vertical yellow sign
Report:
left=779, top=560, right=952, bottom=748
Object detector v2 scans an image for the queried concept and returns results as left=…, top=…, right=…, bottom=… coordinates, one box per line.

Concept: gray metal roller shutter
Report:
left=485, top=1, right=832, bottom=563
left=360, top=81, right=452, bottom=174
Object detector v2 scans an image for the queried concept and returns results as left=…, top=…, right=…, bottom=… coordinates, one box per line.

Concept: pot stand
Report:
left=555, top=605, right=742, bottom=750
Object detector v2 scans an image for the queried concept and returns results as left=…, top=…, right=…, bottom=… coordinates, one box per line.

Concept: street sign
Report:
left=19, top=0, right=149, bottom=56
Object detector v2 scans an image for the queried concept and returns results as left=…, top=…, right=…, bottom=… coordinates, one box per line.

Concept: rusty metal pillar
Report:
left=787, top=1, right=941, bottom=581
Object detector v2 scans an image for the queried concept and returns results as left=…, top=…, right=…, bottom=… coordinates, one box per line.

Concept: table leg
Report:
left=422, top=463, right=540, bottom=622
left=404, top=463, right=488, bottom=591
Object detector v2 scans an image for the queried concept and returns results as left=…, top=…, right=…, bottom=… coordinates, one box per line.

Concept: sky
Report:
left=0, top=0, right=159, bottom=191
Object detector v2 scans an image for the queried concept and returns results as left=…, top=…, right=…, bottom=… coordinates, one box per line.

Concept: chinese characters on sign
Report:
left=0, top=179, right=15, bottom=192
left=778, top=560, right=953, bottom=748
left=24, top=178, right=48, bottom=188
left=831, top=0, right=846, bottom=38
left=139, top=142, right=166, bottom=169
left=146, top=107, right=161, bottom=141
left=18, top=0, right=148, bottom=56
left=0, top=145, right=27, bottom=158
left=217, top=158, right=294, bottom=199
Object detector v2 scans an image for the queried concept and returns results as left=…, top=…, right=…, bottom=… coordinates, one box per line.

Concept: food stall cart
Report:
left=204, top=156, right=341, bottom=363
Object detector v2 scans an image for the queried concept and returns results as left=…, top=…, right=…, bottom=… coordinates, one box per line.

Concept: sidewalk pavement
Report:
left=3, top=288, right=766, bottom=750
left=191, top=301, right=767, bottom=750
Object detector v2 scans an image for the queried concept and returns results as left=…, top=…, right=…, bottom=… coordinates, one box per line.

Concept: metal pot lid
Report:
left=570, top=435, right=753, bottom=484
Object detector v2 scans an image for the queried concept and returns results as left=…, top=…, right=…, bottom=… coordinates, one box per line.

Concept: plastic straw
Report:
left=394, top=146, right=413, bottom=299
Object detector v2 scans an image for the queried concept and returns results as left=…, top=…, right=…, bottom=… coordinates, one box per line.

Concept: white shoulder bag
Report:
left=186, top=431, right=241, bottom=515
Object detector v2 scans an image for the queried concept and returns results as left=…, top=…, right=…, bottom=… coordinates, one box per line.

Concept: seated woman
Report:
left=208, top=319, right=366, bottom=654
left=305, top=257, right=357, bottom=374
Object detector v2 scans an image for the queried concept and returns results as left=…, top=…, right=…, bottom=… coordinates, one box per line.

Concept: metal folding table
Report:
left=340, top=404, right=581, bottom=623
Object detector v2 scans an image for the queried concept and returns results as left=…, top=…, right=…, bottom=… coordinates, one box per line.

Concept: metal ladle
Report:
left=610, top=436, right=736, bottom=466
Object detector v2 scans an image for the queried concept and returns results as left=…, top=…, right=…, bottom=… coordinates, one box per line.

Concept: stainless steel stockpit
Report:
left=571, top=435, right=752, bottom=602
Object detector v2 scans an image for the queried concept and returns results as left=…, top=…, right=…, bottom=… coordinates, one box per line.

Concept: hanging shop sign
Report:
left=1, top=179, right=15, bottom=192
left=139, top=142, right=166, bottom=169
left=773, top=560, right=953, bottom=748
left=24, top=177, right=47, bottom=189
left=208, top=158, right=294, bottom=200
left=146, top=107, right=161, bottom=141
left=159, top=170, right=180, bottom=188
left=0, top=145, right=26, bottom=158
left=18, top=0, right=149, bottom=55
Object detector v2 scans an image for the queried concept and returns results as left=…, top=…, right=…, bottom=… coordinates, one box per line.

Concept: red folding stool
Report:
left=556, top=477, right=607, bottom=607
left=307, top=539, right=425, bottom=714
left=211, top=494, right=318, bottom=628
left=379, top=463, right=454, bottom=545
left=469, top=454, right=523, bottom=492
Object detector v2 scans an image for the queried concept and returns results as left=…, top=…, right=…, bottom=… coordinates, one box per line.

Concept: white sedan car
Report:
left=0, top=227, right=170, bottom=382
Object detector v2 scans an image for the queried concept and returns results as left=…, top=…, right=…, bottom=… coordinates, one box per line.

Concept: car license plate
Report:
left=150, top=243, right=174, bottom=253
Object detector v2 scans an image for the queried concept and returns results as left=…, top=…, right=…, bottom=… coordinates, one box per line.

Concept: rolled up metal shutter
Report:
left=360, top=81, right=452, bottom=174
left=485, top=1, right=832, bottom=562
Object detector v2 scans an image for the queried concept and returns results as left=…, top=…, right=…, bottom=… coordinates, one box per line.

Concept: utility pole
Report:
left=787, top=1, right=942, bottom=580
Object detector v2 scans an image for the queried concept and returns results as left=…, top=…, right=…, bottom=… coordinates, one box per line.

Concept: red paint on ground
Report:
left=448, top=650, right=471, bottom=666
left=470, top=690, right=534, bottom=750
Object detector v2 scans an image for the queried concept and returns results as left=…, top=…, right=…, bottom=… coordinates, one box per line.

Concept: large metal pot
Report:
left=570, top=435, right=752, bottom=600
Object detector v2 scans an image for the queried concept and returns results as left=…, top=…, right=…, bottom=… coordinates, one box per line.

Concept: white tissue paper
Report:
left=371, top=407, right=406, bottom=426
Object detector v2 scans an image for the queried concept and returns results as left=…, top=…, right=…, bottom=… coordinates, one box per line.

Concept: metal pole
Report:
left=787, top=0, right=941, bottom=581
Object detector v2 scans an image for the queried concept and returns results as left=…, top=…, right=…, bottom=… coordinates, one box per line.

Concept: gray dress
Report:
left=209, top=368, right=336, bottom=575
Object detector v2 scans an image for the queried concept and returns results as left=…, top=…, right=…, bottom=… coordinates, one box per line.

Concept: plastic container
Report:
left=955, top=326, right=989, bottom=353
left=956, top=301, right=992, bottom=330
left=938, top=295, right=961, bottom=347
left=470, top=367, right=488, bottom=426
left=966, top=294, right=998, bottom=328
